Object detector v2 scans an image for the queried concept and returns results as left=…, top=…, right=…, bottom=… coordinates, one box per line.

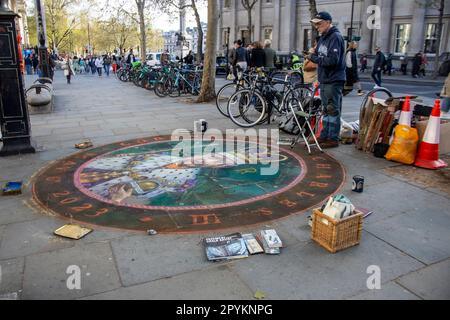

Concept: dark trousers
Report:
left=401, top=64, right=407, bottom=75
left=319, top=82, right=344, bottom=142
left=66, top=74, right=71, bottom=84
left=371, top=69, right=382, bottom=86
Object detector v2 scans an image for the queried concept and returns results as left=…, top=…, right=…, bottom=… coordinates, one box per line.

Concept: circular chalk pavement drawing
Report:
left=32, top=135, right=345, bottom=233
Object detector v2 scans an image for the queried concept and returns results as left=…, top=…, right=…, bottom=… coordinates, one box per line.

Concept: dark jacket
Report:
left=373, top=51, right=385, bottom=69
left=234, top=47, right=248, bottom=65
left=264, top=47, right=277, bottom=68
left=250, top=48, right=265, bottom=68
left=310, top=26, right=346, bottom=84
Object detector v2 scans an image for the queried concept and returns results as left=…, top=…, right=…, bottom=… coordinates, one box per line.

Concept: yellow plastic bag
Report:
left=385, top=124, right=419, bottom=164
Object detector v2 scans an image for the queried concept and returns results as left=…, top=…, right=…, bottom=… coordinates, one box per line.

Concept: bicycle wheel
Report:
left=154, top=77, right=171, bottom=97
left=227, top=89, right=267, bottom=127
left=215, top=83, right=244, bottom=118
left=168, top=79, right=181, bottom=97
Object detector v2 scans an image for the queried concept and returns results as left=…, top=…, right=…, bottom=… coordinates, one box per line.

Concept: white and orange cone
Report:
left=398, top=96, right=412, bottom=127
left=414, top=99, right=448, bottom=170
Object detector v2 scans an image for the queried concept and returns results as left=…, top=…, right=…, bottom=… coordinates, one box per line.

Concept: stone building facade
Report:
left=216, top=0, right=450, bottom=61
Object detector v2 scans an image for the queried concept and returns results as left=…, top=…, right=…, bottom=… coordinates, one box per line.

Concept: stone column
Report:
left=378, top=0, right=392, bottom=52
left=408, top=0, right=426, bottom=54
left=284, top=0, right=297, bottom=51
left=359, top=0, right=375, bottom=54
left=230, top=0, right=237, bottom=42
left=272, top=0, right=281, bottom=50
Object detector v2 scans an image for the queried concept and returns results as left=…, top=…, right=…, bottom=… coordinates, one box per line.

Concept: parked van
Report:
left=146, top=52, right=177, bottom=66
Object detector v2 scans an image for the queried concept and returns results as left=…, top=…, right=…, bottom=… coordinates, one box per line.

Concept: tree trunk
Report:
left=433, top=0, right=445, bottom=79
left=308, top=0, right=319, bottom=42
left=197, top=0, right=217, bottom=103
left=247, top=8, right=252, bottom=44
left=192, top=0, right=203, bottom=63
left=136, top=0, right=147, bottom=62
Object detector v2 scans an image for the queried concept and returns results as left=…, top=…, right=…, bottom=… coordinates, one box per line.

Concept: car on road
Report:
left=216, top=56, right=228, bottom=74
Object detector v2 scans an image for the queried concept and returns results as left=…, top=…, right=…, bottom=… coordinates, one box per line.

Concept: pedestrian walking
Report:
left=95, top=56, right=104, bottom=76
left=32, top=54, right=39, bottom=74
left=232, top=39, right=249, bottom=79
left=400, top=53, right=408, bottom=75
left=360, top=53, right=368, bottom=73
left=103, top=54, right=111, bottom=76
left=112, top=55, right=118, bottom=74
left=62, top=55, right=74, bottom=84
left=420, top=53, right=428, bottom=77
left=72, top=55, right=80, bottom=74
left=345, top=41, right=364, bottom=96
left=412, top=52, right=422, bottom=78
left=306, top=11, right=346, bottom=148
left=125, top=49, right=136, bottom=64
left=24, top=55, right=32, bottom=75
left=90, top=57, right=97, bottom=75
left=371, top=46, right=384, bottom=87
left=384, top=53, right=393, bottom=76
left=183, top=50, right=194, bottom=65
left=263, top=39, right=277, bottom=70
left=249, top=41, right=265, bottom=68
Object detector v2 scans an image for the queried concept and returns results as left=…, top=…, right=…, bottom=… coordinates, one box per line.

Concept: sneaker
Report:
left=321, top=140, right=339, bottom=148
left=373, top=85, right=380, bottom=89
left=357, top=91, right=365, bottom=96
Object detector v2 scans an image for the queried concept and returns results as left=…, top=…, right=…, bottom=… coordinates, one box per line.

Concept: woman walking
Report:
left=62, top=55, right=75, bottom=84
left=345, top=42, right=365, bottom=96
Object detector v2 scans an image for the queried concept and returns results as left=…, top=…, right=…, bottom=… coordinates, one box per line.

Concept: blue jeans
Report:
left=26, top=65, right=32, bottom=75
left=320, top=82, right=344, bottom=142
left=104, top=64, right=110, bottom=76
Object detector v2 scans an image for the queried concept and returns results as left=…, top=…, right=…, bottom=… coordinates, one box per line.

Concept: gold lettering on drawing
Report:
left=190, top=214, right=221, bottom=225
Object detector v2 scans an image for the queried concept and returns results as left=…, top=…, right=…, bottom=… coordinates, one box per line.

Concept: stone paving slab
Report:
left=0, top=217, right=75, bottom=260
left=396, top=259, right=450, bottom=300
left=0, top=197, right=40, bottom=226
left=22, top=242, right=121, bottom=300
left=365, top=209, right=450, bottom=265
left=111, top=233, right=209, bottom=287
left=228, top=231, right=424, bottom=300
left=81, top=265, right=254, bottom=300
left=0, top=257, right=24, bottom=296
left=347, top=281, right=421, bottom=300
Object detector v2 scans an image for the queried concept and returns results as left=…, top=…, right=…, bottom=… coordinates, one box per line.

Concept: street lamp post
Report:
left=348, top=0, right=355, bottom=44
left=0, top=0, right=36, bottom=156
left=35, top=0, right=50, bottom=78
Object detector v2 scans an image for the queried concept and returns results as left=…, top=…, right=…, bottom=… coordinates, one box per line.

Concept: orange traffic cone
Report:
left=414, top=99, right=448, bottom=170
left=398, top=96, right=412, bottom=126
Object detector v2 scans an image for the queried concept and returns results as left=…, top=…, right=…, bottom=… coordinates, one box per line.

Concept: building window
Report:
left=394, top=24, right=411, bottom=54
left=424, top=23, right=438, bottom=54
left=241, top=30, right=249, bottom=46
left=223, top=28, right=230, bottom=47
left=264, top=28, right=272, bottom=41
left=303, top=29, right=312, bottom=51
left=224, top=0, right=231, bottom=8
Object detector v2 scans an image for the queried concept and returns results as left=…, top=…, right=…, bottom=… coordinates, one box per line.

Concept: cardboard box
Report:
left=415, top=119, right=450, bottom=155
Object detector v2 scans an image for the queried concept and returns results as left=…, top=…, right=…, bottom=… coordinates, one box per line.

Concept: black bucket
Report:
left=373, top=143, right=390, bottom=158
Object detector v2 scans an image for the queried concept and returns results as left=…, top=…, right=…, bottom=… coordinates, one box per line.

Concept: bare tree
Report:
left=308, top=0, right=319, bottom=42
left=197, top=0, right=217, bottom=102
left=241, top=0, right=258, bottom=44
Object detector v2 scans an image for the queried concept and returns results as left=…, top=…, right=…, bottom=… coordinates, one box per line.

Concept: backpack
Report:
left=381, top=54, right=387, bottom=68
left=279, top=113, right=301, bottom=135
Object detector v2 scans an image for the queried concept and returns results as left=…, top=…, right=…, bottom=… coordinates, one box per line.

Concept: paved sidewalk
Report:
left=0, top=71, right=449, bottom=300
left=359, top=72, right=446, bottom=86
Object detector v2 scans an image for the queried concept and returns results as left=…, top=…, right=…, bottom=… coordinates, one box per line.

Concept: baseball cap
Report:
left=311, top=12, right=333, bottom=24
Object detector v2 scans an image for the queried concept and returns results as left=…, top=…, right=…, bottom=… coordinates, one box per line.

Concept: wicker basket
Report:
left=311, top=208, right=363, bottom=253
